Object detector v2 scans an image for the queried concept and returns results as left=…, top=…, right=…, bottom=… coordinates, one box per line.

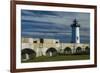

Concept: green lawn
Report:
left=22, top=55, right=90, bottom=63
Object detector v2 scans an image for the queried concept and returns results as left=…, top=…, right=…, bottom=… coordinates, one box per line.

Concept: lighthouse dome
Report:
left=71, top=19, right=80, bottom=27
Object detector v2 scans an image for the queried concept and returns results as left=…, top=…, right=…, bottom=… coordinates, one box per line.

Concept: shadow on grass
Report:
left=22, top=54, right=90, bottom=63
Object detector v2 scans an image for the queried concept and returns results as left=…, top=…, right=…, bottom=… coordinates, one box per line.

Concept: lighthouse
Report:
left=71, top=19, right=80, bottom=43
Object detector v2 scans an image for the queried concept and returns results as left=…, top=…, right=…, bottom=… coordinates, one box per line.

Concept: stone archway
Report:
left=21, top=48, right=36, bottom=61
left=85, top=46, right=90, bottom=54
left=46, top=47, right=57, bottom=56
left=76, top=47, right=82, bottom=54
left=64, top=47, right=72, bottom=55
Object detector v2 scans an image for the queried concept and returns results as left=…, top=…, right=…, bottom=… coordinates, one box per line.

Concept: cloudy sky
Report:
left=21, top=9, right=90, bottom=43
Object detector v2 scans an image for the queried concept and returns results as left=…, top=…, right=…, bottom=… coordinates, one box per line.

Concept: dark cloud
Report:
left=21, top=10, right=90, bottom=43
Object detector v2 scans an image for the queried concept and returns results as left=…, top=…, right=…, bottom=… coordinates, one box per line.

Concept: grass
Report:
left=22, top=55, right=90, bottom=63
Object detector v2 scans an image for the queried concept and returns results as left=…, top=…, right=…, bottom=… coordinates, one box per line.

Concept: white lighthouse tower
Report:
left=71, top=19, right=80, bottom=43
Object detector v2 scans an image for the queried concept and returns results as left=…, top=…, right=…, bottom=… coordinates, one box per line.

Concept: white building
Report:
left=21, top=37, right=89, bottom=61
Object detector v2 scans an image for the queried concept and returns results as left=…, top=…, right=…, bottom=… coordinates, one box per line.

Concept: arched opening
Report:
left=46, top=48, right=57, bottom=56
left=76, top=47, right=82, bottom=54
left=85, top=46, right=90, bottom=54
left=21, top=48, right=36, bottom=61
left=64, top=47, right=72, bottom=55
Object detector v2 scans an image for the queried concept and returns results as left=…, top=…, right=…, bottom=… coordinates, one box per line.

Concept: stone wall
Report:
left=21, top=38, right=90, bottom=57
